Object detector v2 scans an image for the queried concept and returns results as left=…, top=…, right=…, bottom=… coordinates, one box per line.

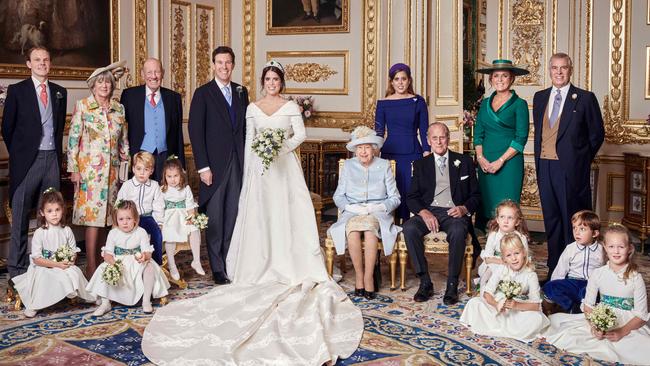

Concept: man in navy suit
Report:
left=533, top=53, right=604, bottom=277
left=121, top=58, right=184, bottom=181
left=188, top=46, right=249, bottom=284
left=1, top=47, right=67, bottom=279
left=402, top=122, right=480, bottom=305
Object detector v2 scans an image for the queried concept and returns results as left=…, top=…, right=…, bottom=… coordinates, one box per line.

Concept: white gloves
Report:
left=344, top=203, right=387, bottom=214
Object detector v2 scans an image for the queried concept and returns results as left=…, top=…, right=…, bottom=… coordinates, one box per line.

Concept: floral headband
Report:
left=166, top=154, right=179, bottom=161
left=265, top=60, right=285, bottom=74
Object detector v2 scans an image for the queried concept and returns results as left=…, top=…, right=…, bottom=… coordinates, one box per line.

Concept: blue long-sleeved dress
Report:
left=375, top=95, right=430, bottom=221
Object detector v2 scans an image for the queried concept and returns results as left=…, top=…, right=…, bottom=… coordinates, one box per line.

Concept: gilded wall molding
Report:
left=222, top=0, right=231, bottom=46
left=112, top=0, right=120, bottom=62
left=135, top=0, right=148, bottom=85
left=170, top=1, right=191, bottom=107
left=510, top=0, right=544, bottom=86
left=520, top=163, right=541, bottom=207
left=498, top=0, right=504, bottom=58
left=435, top=0, right=459, bottom=106
left=195, top=5, right=215, bottom=86
left=606, top=173, right=625, bottom=212
left=242, top=0, right=256, bottom=98
left=285, top=63, right=338, bottom=83
left=604, top=0, right=650, bottom=144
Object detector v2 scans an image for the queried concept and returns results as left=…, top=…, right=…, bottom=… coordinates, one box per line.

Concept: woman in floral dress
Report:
left=67, top=61, right=129, bottom=276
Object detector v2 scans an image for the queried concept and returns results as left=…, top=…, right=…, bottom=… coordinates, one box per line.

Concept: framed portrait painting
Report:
left=0, top=0, right=118, bottom=80
left=267, top=0, right=349, bottom=35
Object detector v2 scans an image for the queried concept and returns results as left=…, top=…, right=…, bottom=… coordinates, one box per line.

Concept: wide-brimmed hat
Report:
left=476, top=59, right=529, bottom=76
left=346, top=126, right=384, bottom=152
left=87, top=60, right=127, bottom=86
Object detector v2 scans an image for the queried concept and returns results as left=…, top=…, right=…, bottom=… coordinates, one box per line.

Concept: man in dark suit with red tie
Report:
left=1, top=47, right=67, bottom=279
left=533, top=53, right=604, bottom=277
left=120, top=58, right=184, bottom=180
left=188, top=46, right=249, bottom=284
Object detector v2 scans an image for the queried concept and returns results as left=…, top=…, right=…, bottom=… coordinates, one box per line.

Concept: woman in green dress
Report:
left=474, top=60, right=530, bottom=230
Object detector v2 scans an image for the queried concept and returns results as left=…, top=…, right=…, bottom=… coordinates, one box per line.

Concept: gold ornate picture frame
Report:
left=0, top=0, right=119, bottom=80
left=266, top=0, right=349, bottom=35
left=267, top=51, right=349, bottom=95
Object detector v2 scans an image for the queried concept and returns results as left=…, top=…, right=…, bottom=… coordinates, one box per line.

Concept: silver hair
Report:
left=88, top=70, right=116, bottom=96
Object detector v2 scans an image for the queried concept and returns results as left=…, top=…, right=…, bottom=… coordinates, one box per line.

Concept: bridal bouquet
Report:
left=587, top=303, right=617, bottom=332
left=102, top=259, right=124, bottom=286
left=189, top=213, right=209, bottom=230
left=54, top=245, right=76, bottom=263
left=251, top=128, right=287, bottom=173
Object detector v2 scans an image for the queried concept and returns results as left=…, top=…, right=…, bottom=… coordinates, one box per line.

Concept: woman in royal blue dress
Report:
left=375, top=63, right=430, bottom=222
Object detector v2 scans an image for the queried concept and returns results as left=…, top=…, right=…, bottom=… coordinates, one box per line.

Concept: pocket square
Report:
left=460, top=175, right=469, bottom=181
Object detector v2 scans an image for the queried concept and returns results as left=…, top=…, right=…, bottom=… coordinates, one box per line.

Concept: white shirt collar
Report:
left=552, top=83, right=571, bottom=97
left=31, top=76, right=48, bottom=90
left=433, top=150, right=449, bottom=163
left=145, top=86, right=161, bottom=103
left=576, top=240, right=600, bottom=252
left=214, top=78, right=231, bottom=91
left=131, top=177, right=151, bottom=187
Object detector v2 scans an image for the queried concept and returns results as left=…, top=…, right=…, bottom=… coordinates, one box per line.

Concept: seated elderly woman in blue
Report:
left=328, top=126, right=401, bottom=299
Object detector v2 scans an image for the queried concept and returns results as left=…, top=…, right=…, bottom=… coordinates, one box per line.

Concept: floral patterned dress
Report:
left=67, top=95, right=129, bottom=227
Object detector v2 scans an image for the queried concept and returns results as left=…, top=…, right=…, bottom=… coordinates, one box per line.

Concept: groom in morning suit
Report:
left=402, top=122, right=480, bottom=305
left=1, top=47, right=67, bottom=279
left=533, top=53, right=604, bottom=277
left=120, top=58, right=185, bottom=180
left=188, top=46, right=249, bottom=284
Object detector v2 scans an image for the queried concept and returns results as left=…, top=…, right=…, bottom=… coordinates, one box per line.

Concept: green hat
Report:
left=476, top=59, right=529, bottom=76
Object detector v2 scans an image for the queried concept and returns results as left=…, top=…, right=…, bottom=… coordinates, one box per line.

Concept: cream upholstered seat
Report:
left=324, top=159, right=401, bottom=290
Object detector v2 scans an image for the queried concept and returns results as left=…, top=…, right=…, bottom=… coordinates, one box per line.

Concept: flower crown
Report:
left=166, top=154, right=179, bottom=161
left=114, top=199, right=126, bottom=209
left=265, top=60, right=285, bottom=73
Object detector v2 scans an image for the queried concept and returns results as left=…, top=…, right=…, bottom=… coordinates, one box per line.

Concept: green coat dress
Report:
left=473, top=90, right=529, bottom=229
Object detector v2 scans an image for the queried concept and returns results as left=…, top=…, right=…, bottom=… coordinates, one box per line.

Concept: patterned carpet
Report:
left=1, top=232, right=647, bottom=365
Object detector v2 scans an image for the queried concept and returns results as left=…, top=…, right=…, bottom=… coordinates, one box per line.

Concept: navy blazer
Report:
left=120, top=85, right=185, bottom=166
left=406, top=151, right=480, bottom=215
left=1, top=78, right=67, bottom=200
left=532, top=84, right=604, bottom=188
left=188, top=80, right=249, bottom=206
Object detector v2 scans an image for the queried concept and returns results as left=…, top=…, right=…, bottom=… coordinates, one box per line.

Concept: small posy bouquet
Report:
left=251, top=128, right=287, bottom=173
left=102, top=259, right=124, bottom=286
left=587, top=303, right=617, bottom=332
left=289, top=95, right=314, bottom=120
left=54, top=245, right=76, bottom=263
left=494, top=277, right=522, bottom=313
left=190, top=213, right=209, bottom=230
left=497, top=279, right=522, bottom=300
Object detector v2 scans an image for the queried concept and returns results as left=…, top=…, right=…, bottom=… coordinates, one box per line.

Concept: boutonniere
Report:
left=571, top=93, right=577, bottom=100
left=454, top=159, right=461, bottom=167
left=55, top=91, right=63, bottom=99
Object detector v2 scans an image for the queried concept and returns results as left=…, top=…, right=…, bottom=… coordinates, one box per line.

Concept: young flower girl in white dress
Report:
left=543, top=224, right=650, bottom=364
left=477, top=200, right=529, bottom=292
left=13, top=189, right=96, bottom=317
left=460, top=232, right=549, bottom=342
left=159, top=157, right=205, bottom=280
left=87, top=200, right=170, bottom=315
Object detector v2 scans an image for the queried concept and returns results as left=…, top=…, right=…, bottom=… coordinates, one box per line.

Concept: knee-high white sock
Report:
left=142, top=264, right=154, bottom=308
left=189, top=231, right=205, bottom=275
left=165, top=242, right=179, bottom=277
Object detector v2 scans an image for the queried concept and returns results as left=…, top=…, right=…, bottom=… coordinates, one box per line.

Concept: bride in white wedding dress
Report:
left=142, top=61, right=364, bottom=365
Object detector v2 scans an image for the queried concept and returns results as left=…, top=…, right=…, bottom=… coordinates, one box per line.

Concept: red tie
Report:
left=150, top=92, right=156, bottom=107
left=39, top=83, right=48, bottom=107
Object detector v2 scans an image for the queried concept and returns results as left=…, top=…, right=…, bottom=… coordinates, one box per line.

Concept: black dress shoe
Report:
left=213, top=272, right=231, bottom=285
left=302, top=13, right=311, bottom=20
left=364, top=291, right=377, bottom=300
left=354, top=288, right=366, bottom=297
left=314, top=14, right=321, bottom=22
left=413, top=282, right=434, bottom=302
left=443, top=286, right=459, bottom=305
